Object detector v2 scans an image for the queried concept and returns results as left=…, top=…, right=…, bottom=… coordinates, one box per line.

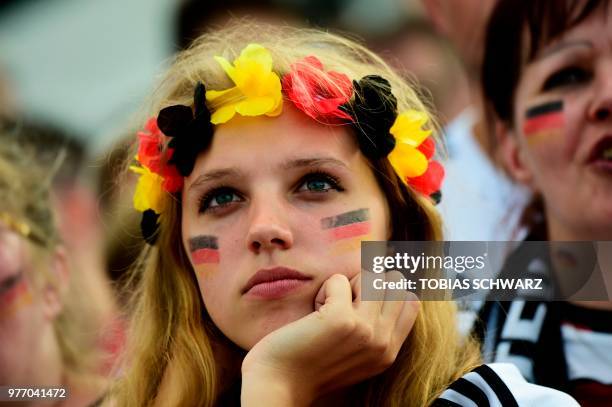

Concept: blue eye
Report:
left=306, top=179, right=331, bottom=192
left=542, top=66, right=591, bottom=91
left=297, top=172, right=343, bottom=193
left=199, top=187, right=242, bottom=213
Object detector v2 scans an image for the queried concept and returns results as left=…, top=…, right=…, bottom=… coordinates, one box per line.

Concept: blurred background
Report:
left=3, top=0, right=519, bottom=260
left=0, top=0, right=468, bottom=152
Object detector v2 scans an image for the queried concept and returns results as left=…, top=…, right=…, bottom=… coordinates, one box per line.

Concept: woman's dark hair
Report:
left=481, top=0, right=610, bottom=238
left=482, top=0, right=610, bottom=125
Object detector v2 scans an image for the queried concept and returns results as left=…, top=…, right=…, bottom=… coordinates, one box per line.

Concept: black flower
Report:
left=157, top=82, right=214, bottom=177
left=141, top=209, right=160, bottom=245
left=341, top=75, right=397, bottom=159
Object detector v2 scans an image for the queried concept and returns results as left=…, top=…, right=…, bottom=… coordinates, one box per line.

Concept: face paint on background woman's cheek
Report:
left=0, top=274, right=33, bottom=319
left=522, top=100, right=565, bottom=141
left=189, top=235, right=220, bottom=266
left=321, top=208, right=372, bottom=255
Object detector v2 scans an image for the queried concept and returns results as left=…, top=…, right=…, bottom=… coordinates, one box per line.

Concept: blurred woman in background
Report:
left=0, top=134, right=109, bottom=406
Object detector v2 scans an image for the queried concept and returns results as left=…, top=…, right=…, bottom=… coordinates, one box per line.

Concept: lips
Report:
left=586, top=135, right=612, bottom=172
left=587, top=135, right=612, bottom=163
left=242, top=267, right=312, bottom=297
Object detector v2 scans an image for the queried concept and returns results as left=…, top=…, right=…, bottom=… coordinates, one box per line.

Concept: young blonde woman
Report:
left=0, top=137, right=107, bottom=406
left=113, top=23, right=577, bottom=406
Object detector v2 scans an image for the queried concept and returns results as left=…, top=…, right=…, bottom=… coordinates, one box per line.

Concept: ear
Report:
left=497, top=120, right=536, bottom=189
left=42, top=246, right=69, bottom=321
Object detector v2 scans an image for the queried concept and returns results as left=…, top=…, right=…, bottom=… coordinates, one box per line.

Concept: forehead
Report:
left=188, top=104, right=359, bottom=176
left=530, top=3, right=611, bottom=60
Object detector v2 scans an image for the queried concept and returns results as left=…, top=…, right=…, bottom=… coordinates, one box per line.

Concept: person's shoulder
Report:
left=431, top=363, right=579, bottom=406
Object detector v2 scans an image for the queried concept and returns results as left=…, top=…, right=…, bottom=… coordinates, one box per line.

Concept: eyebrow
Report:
left=535, top=40, right=593, bottom=61
left=188, top=156, right=348, bottom=192
left=280, top=157, right=349, bottom=171
left=188, top=168, right=243, bottom=192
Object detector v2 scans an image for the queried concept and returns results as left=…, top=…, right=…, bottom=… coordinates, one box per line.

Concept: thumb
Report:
left=314, top=274, right=351, bottom=312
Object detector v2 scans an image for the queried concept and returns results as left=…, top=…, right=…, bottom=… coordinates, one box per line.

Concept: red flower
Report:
left=137, top=118, right=164, bottom=173
left=417, top=137, right=435, bottom=160
left=407, top=160, right=444, bottom=197
left=136, top=117, right=184, bottom=193
left=161, top=149, right=183, bottom=193
left=282, top=56, right=353, bottom=123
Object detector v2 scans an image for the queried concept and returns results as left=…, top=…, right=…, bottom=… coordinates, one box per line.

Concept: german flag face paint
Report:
left=189, top=235, right=220, bottom=265
left=0, top=273, right=33, bottom=318
left=321, top=208, right=372, bottom=254
left=523, top=100, right=565, bottom=138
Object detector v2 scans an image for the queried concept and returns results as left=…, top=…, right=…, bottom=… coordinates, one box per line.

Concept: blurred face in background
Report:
left=0, top=225, right=64, bottom=387
left=504, top=5, right=612, bottom=239
left=421, top=0, right=497, bottom=76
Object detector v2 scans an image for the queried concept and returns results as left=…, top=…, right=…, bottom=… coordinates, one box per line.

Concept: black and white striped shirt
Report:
left=476, top=300, right=612, bottom=406
left=432, top=363, right=578, bottom=406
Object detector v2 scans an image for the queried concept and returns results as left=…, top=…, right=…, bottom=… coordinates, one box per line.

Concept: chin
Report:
left=240, top=304, right=313, bottom=350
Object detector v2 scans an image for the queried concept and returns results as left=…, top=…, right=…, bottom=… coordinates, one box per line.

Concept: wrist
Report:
left=241, top=364, right=313, bottom=407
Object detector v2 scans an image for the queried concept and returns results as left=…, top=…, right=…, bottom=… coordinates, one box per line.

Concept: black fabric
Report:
left=477, top=300, right=569, bottom=392
left=518, top=301, right=540, bottom=320
left=507, top=340, right=537, bottom=359
left=433, top=364, right=523, bottom=406
left=474, top=235, right=570, bottom=393
left=430, top=399, right=463, bottom=407
left=560, top=302, right=612, bottom=334
left=473, top=365, right=519, bottom=407
left=448, top=378, right=490, bottom=407
left=533, top=302, right=567, bottom=391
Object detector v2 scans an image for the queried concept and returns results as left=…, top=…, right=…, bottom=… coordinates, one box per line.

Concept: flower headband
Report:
left=131, top=43, right=445, bottom=243
left=0, top=212, right=46, bottom=246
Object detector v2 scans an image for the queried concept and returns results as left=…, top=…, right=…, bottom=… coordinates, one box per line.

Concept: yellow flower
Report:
left=206, top=43, right=283, bottom=124
left=130, top=165, right=167, bottom=214
left=388, top=110, right=432, bottom=179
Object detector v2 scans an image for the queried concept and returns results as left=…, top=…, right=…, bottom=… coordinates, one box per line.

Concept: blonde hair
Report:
left=0, top=136, right=104, bottom=383
left=115, top=22, right=481, bottom=406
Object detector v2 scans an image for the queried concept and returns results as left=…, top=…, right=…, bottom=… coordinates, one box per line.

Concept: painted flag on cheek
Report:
left=189, top=235, right=220, bottom=265
left=523, top=100, right=565, bottom=137
left=321, top=208, right=372, bottom=249
left=321, top=208, right=371, bottom=240
left=0, top=276, right=33, bottom=318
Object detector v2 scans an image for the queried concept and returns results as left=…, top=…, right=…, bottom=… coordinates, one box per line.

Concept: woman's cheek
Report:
left=188, top=233, right=228, bottom=315
left=520, top=99, right=572, bottom=173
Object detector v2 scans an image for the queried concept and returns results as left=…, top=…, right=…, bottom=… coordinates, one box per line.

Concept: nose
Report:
left=246, top=200, right=293, bottom=254
left=588, top=63, right=612, bottom=122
